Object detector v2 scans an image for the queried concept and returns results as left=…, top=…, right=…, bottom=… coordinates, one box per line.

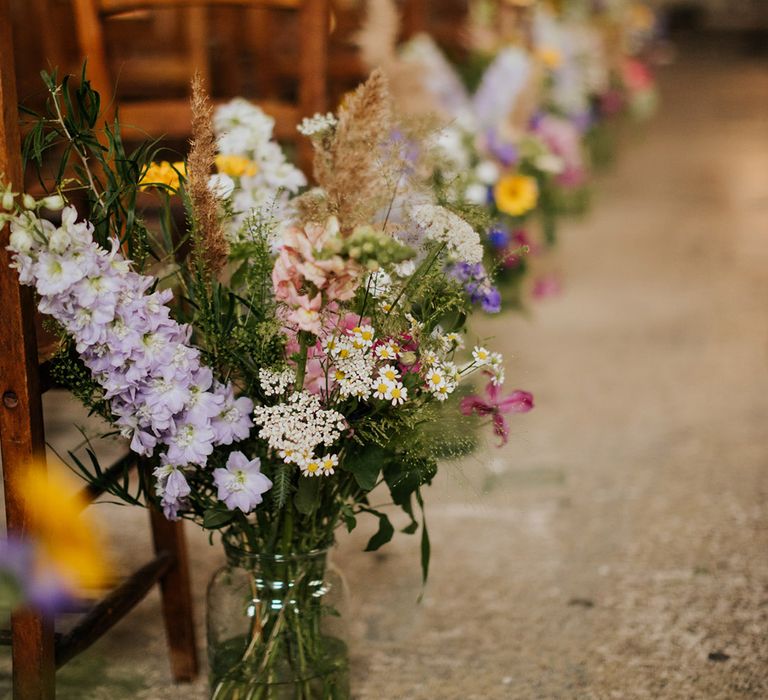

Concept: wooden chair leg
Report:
left=148, top=507, right=199, bottom=682
left=10, top=610, right=55, bottom=700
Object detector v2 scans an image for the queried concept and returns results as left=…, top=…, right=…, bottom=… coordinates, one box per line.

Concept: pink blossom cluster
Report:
left=272, top=217, right=361, bottom=333
left=7, top=206, right=255, bottom=518
left=531, top=114, right=587, bottom=188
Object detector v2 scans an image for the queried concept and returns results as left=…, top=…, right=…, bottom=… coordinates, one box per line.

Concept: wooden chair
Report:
left=71, top=0, right=330, bottom=173
left=0, top=2, right=199, bottom=697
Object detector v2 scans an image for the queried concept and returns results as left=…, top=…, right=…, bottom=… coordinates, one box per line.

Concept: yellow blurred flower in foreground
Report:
left=215, top=154, right=259, bottom=178
left=139, top=161, right=187, bottom=191
left=537, top=46, right=563, bottom=71
left=21, top=461, right=109, bottom=592
left=629, top=3, right=655, bottom=32
left=494, top=174, right=539, bottom=217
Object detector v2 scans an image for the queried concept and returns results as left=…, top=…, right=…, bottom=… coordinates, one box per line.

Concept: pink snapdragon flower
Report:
left=273, top=217, right=362, bottom=332
left=460, top=379, right=534, bottom=446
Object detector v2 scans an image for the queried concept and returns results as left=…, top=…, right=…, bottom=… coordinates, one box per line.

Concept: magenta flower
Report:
left=460, top=380, right=533, bottom=446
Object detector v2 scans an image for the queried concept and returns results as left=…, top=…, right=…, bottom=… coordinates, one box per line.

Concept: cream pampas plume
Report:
left=188, top=73, right=228, bottom=276
left=315, top=69, right=395, bottom=233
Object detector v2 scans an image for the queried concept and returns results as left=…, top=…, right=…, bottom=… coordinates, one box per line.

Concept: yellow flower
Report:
left=215, top=154, right=259, bottom=178
left=139, top=161, right=186, bottom=191
left=537, top=46, right=563, bottom=71
left=630, top=4, right=655, bottom=32
left=494, top=174, right=539, bottom=217
left=20, top=461, right=110, bottom=592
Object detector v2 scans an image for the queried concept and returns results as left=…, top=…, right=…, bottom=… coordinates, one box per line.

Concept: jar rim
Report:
left=221, top=530, right=333, bottom=564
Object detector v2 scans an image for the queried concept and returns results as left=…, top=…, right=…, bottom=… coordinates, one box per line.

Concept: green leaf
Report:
left=364, top=511, right=394, bottom=552
left=344, top=445, right=387, bottom=491
left=294, top=475, right=320, bottom=515
left=203, top=508, right=235, bottom=530
left=416, top=489, right=430, bottom=586
left=271, top=463, right=293, bottom=510
left=340, top=504, right=357, bottom=533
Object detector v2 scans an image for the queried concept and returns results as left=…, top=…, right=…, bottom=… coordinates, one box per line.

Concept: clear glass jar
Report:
left=206, top=534, right=349, bottom=700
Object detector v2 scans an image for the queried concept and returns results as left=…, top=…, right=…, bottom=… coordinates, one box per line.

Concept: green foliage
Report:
left=22, top=66, right=162, bottom=266
left=362, top=508, right=395, bottom=551
left=334, top=224, right=414, bottom=270
left=48, top=339, right=111, bottom=421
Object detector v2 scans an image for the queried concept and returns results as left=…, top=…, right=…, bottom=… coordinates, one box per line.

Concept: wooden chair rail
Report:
left=0, top=552, right=175, bottom=665
left=101, top=0, right=300, bottom=16
left=54, top=550, right=175, bottom=668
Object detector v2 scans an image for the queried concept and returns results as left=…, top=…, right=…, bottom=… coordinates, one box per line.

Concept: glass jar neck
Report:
left=221, top=532, right=332, bottom=570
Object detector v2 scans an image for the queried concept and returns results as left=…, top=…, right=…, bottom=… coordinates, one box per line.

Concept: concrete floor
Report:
left=2, top=36, right=767, bottom=699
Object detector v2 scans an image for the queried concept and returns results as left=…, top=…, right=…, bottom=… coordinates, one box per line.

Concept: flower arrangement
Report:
left=4, top=68, right=532, bottom=698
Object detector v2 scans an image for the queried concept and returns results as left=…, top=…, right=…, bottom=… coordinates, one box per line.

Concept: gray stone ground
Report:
left=2, top=37, right=768, bottom=699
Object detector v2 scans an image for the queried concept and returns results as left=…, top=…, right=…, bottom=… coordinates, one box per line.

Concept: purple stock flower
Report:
left=153, top=461, right=192, bottom=520
left=485, top=129, right=518, bottom=168
left=213, top=452, right=272, bottom=513
left=449, top=262, right=501, bottom=314
left=6, top=205, right=262, bottom=519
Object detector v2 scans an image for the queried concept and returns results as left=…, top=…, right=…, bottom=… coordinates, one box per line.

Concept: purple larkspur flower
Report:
left=6, top=205, right=262, bottom=519
left=213, top=452, right=272, bottom=513
left=211, top=382, right=254, bottom=445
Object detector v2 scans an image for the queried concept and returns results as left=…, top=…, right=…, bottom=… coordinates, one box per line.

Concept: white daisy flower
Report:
left=301, top=457, right=322, bottom=477
left=387, top=383, right=408, bottom=406
left=472, top=346, right=491, bottom=365
left=421, top=350, right=439, bottom=366
left=379, top=364, right=400, bottom=383
left=375, top=343, right=399, bottom=361
left=321, top=453, right=339, bottom=476
left=426, top=367, right=446, bottom=390
left=350, top=324, right=375, bottom=348
left=373, top=379, right=393, bottom=400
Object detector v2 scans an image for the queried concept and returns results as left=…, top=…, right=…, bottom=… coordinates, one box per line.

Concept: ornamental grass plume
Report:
left=188, top=73, right=229, bottom=276
left=312, top=69, right=395, bottom=233
left=356, top=0, right=434, bottom=117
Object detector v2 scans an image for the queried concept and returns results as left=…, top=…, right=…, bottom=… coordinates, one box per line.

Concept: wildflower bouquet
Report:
left=4, top=69, right=532, bottom=698
left=357, top=2, right=583, bottom=306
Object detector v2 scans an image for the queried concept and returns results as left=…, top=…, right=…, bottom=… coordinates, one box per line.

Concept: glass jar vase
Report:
left=206, top=534, right=349, bottom=700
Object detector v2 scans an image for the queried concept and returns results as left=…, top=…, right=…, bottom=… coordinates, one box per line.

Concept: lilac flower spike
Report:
left=213, top=452, right=273, bottom=513
left=6, top=205, right=259, bottom=518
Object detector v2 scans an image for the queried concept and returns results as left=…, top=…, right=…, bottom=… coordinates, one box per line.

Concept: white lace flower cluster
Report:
left=297, top=112, right=338, bottom=137
left=258, top=367, right=296, bottom=397
left=212, top=98, right=307, bottom=242
left=252, top=391, right=344, bottom=477
left=410, top=203, right=483, bottom=264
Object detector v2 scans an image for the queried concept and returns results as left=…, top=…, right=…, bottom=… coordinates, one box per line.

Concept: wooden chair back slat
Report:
left=72, top=0, right=328, bottom=174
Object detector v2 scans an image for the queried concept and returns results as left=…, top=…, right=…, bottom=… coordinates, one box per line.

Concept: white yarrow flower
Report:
left=410, top=203, right=483, bottom=264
